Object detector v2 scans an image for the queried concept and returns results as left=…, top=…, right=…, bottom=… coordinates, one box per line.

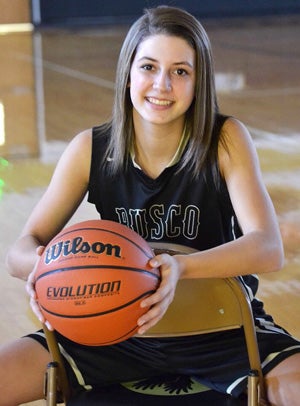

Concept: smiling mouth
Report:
left=147, top=97, right=173, bottom=106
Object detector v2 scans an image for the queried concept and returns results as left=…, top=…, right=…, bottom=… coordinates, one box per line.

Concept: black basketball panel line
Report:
left=72, top=324, right=139, bottom=346
left=40, top=289, right=156, bottom=319
left=35, top=264, right=161, bottom=283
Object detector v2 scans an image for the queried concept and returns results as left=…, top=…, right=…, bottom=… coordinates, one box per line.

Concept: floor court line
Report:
left=9, top=48, right=300, bottom=97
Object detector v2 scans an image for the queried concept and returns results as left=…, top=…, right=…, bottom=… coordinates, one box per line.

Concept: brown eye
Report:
left=175, top=68, right=188, bottom=76
left=141, top=64, right=154, bottom=71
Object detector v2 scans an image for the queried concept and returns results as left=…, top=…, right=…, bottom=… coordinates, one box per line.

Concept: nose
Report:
left=153, top=70, right=172, bottom=91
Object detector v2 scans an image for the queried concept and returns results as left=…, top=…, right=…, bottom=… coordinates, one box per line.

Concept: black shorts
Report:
left=26, top=320, right=300, bottom=398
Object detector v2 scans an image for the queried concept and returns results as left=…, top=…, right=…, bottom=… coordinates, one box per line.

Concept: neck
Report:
left=133, top=121, right=185, bottom=179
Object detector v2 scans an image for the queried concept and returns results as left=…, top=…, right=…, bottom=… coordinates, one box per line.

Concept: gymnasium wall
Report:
left=31, top=0, right=300, bottom=27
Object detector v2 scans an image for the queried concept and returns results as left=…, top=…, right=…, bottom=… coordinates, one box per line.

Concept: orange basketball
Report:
left=34, top=219, right=160, bottom=346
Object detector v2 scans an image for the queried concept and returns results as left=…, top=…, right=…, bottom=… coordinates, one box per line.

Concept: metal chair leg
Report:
left=248, top=369, right=259, bottom=406
left=45, top=361, right=59, bottom=406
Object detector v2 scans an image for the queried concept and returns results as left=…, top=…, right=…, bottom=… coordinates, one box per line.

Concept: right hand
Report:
left=25, top=245, right=53, bottom=330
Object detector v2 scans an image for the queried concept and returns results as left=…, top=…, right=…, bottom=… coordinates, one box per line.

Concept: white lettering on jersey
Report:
left=115, top=205, right=200, bottom=240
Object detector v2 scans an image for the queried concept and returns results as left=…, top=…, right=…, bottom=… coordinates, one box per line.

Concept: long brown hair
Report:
left=104, top=5, right=220, bottom=178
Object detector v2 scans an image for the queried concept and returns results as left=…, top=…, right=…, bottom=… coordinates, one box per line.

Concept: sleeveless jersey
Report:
left=26, top=117, right=300, bottom=397
left=88, top=114, right=262, bottom=312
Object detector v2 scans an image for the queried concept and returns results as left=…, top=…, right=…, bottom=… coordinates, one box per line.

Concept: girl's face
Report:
left=129, top=34, right=196, bottom=128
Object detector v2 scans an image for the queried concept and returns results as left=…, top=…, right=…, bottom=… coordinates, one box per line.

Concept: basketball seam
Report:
left=39, top=290, right=156, bottom=318
left=35, top=265, right=161, bottom=282
left=79, top=324, right=139, bottom=346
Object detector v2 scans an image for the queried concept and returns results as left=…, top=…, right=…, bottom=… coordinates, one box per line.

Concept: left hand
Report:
left=137, top=253, right=183, bottom=334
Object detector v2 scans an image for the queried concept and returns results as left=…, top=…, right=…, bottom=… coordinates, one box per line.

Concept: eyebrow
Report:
left=137, top=56, right=194, bottom=68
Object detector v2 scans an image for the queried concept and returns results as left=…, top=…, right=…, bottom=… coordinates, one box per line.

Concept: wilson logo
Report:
left=44, top=236, right=122, bottom=265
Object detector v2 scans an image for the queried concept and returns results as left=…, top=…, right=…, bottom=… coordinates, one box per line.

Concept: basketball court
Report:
left=0, top=2, right=299, bottom=405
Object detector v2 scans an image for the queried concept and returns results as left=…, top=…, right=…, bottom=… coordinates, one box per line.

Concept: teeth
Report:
left=148, top=97, right=172, bottom=106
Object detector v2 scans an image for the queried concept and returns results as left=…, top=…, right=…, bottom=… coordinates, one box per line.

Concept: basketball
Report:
left=34, top=219, right=160, bottom=346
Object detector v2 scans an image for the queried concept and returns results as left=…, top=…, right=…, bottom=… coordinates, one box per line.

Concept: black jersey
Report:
left=88, top=114, right=260, bottom=307
left=88, top=115, right=241, bottom=249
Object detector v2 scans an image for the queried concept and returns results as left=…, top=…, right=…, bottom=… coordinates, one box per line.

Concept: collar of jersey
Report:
left=131, top=126, right=189, bottom=170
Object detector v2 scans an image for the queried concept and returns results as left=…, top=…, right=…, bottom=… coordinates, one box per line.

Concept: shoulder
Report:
left=54, top=129, right=93, bottom=184
left=70, top=125, right=110, bottom=152
left=221, top=116, right=253, bottom=145
left=62, top=128, right=93, bottom=158
left=218, top=117, right=259, bottom=178
left=71, top=128, right=92, bottom=149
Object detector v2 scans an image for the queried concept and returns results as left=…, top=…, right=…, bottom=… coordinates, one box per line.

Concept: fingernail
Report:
left=45, top=321, right=52, bottom=330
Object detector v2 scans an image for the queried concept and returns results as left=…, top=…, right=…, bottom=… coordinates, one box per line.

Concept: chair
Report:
left=43, top=243, right=266, bottom=406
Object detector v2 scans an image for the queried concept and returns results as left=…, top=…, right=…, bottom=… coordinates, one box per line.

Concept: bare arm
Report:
left=175, top=118, right=284, bottom=279
left=6, top=129, right=92, bottom=280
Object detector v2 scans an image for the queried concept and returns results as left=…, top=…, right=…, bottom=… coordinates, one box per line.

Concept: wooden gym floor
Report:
left=0, top=14, right=299, bottom=406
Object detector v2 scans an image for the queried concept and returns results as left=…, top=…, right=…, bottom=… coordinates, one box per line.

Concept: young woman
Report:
left=2, top=5, right=300, bottom=406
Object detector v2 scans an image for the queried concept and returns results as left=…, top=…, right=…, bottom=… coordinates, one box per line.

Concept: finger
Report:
left=149, top=257, right=160, bottom=268
left=44, top=320, right=54, bottom=331
left=26, top=275, right=36, bottom=299
left=140, top=283, right=168, bottom=308
left=137, top=303, right=167, bottom=335
left=29, top=296, right=54, bottom=330
left=149, top=253, right=168, bottom=268
left=138, top=290, right=172, bottom=329
left=137, top=317, right=160, bottom=335
left=36, top=245, right=45, bottom=256
left=29, top=296, right=45, bottom=323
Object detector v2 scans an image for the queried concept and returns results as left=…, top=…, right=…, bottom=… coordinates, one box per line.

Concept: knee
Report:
left=266, top=375, right=300, bottom=406
left=265, top=355, right=300, bottom=406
